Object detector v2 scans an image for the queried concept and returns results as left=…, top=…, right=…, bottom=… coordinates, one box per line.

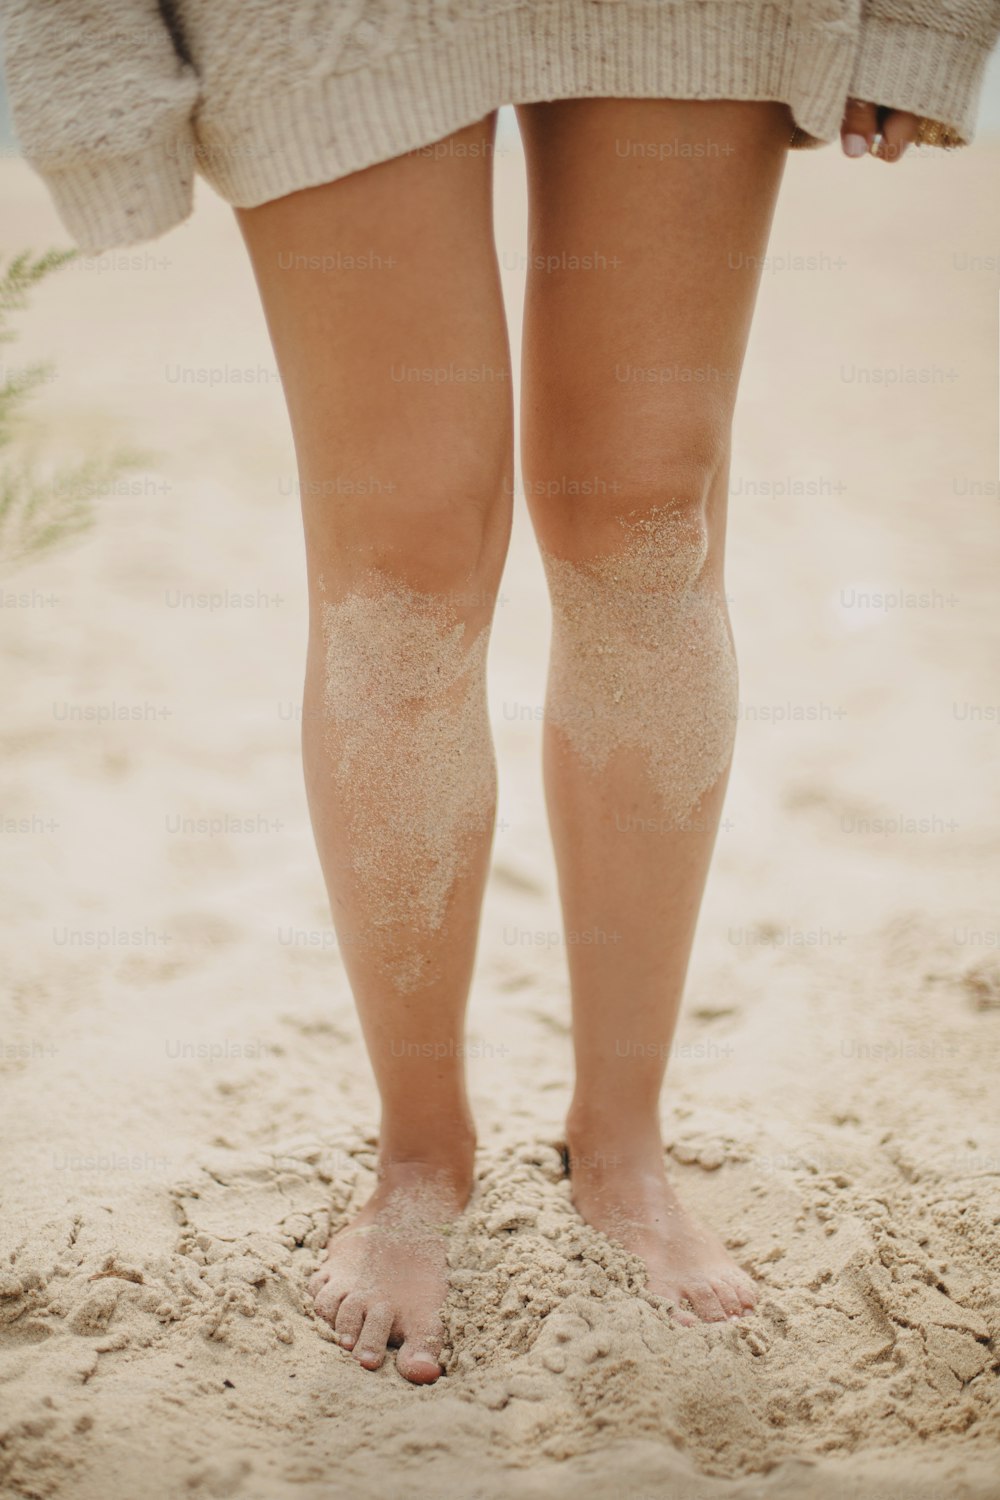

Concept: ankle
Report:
left=565, top=1101, right=663, bottom=1162
left=377, top=1116, right=477, bottom=1180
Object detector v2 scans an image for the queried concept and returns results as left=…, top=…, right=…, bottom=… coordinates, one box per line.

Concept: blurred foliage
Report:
left=0, top=249, right=152, bottom=574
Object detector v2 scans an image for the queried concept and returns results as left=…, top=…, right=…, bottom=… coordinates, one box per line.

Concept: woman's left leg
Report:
left=515, top=96, right=791, bottom=1323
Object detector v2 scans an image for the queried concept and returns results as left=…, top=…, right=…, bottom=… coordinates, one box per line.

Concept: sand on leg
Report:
left=234, top=113, right=514, bottom=1381
left=515, top=96, right=790, bottom=1324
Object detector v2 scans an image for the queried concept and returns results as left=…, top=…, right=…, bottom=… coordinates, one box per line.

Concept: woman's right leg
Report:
left=234, top=115, right=513, bottom=1383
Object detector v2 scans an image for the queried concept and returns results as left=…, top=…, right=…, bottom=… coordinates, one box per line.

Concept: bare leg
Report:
left=234, top=114, right=513, bottom=1380
left=516, top=97, right=790, bottom=1323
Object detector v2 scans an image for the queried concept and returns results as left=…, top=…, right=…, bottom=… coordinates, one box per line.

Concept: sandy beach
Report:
left=1, top=118, right=999, bottom=1499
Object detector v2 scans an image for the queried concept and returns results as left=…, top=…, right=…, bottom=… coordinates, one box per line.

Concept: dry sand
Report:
left=543, top=506, right=738, bottom=829
left=321, top=577, right=494, bottom=986
left=2, top=124, right=999, bottom=1500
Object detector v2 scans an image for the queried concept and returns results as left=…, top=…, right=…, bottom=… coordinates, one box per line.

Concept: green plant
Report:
left=0, top=249, right=152, bottom=574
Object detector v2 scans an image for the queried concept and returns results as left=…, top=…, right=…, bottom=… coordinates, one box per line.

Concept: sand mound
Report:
left=4, top=1087, right=999, bottom=1499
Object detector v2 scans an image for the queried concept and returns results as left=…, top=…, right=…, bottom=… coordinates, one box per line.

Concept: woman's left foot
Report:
left=563, top=1126, right=756, bottom=1325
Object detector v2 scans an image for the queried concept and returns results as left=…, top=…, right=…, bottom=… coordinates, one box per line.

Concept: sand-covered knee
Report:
left=542, top=506, right=737, bottom=827
left=321, top=576, right=494, bottom=984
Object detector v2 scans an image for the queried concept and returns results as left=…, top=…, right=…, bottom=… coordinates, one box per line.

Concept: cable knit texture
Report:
left=2, top=0, right=999, bottom=252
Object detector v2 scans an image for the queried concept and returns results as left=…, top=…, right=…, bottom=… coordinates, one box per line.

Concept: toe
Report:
left=731, top=1271, right=757, bottom=1311
left=334, top=1292, right=366, bottom=1351
left=661, top=1288, right=699, bottom=1327
left=713, top=1278, right=745, bottom=1319
left=354, top=1301, right=395, bottom=1370
left=396, top=1328, right=444, bottom=1385
left=682, top=1278, right=728, bottom=1322
left=313, top=1279, right=348, bottom=1326
left=671, top=1307, right=699, bottom=1328
left=307, top=1266, right=329, bottom=1298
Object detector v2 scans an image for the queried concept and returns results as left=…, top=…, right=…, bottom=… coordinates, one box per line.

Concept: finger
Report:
left=876, top=109, right=920, bottom=162
left=841, top=98, right=878, bottom=158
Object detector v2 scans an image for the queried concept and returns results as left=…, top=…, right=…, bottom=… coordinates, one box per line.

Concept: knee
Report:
left=304, top=448, right=512, bottom=606
left=538, top=437, right=738, bottom=828
left=533, top=422, right=727, bottom=580
left=311, top=459, right=504, bottom=719
left=538, top=425, right=736, bottom=697
left=542, top=484, right=720, bottom=615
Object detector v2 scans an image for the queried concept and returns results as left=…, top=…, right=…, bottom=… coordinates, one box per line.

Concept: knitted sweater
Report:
left=3, top=1, right=999, bottom=255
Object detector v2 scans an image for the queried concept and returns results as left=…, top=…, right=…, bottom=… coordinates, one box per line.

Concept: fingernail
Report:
left=842, top=133, right=869, bottom=158
left=339, top=1336, right=354, bottom=1349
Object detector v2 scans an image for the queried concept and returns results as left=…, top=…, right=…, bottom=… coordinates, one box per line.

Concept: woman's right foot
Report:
left=309, top=1147, right=474, bottom=1384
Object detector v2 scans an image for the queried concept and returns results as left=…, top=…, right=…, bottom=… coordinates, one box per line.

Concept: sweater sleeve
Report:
left=1, top=0, right=201, bottom=253
left=849, top=0, right=1000, bottom=145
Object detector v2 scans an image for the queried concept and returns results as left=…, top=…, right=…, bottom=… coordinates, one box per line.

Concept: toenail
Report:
left=339, top=1337, right=355, bottom=1349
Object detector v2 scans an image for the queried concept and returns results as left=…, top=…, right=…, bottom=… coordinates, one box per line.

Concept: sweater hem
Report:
left=191, top=1, right=856, bottom=208
left=41, top=137, right=197, bottom=255
left=848, top=17, right=991, bottom=147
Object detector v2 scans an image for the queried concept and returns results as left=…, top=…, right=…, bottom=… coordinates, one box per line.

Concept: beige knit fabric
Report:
left=2, top=0, right=999, bottom=254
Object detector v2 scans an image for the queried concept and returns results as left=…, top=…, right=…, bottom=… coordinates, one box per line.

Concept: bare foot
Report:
left=309, top=1154, right=472, bottom=1383
left=562, top=1129, right=756, bottom=1325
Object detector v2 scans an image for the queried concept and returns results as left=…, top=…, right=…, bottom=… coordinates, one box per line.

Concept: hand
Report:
left=840, top=99, right=920, bottom=162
